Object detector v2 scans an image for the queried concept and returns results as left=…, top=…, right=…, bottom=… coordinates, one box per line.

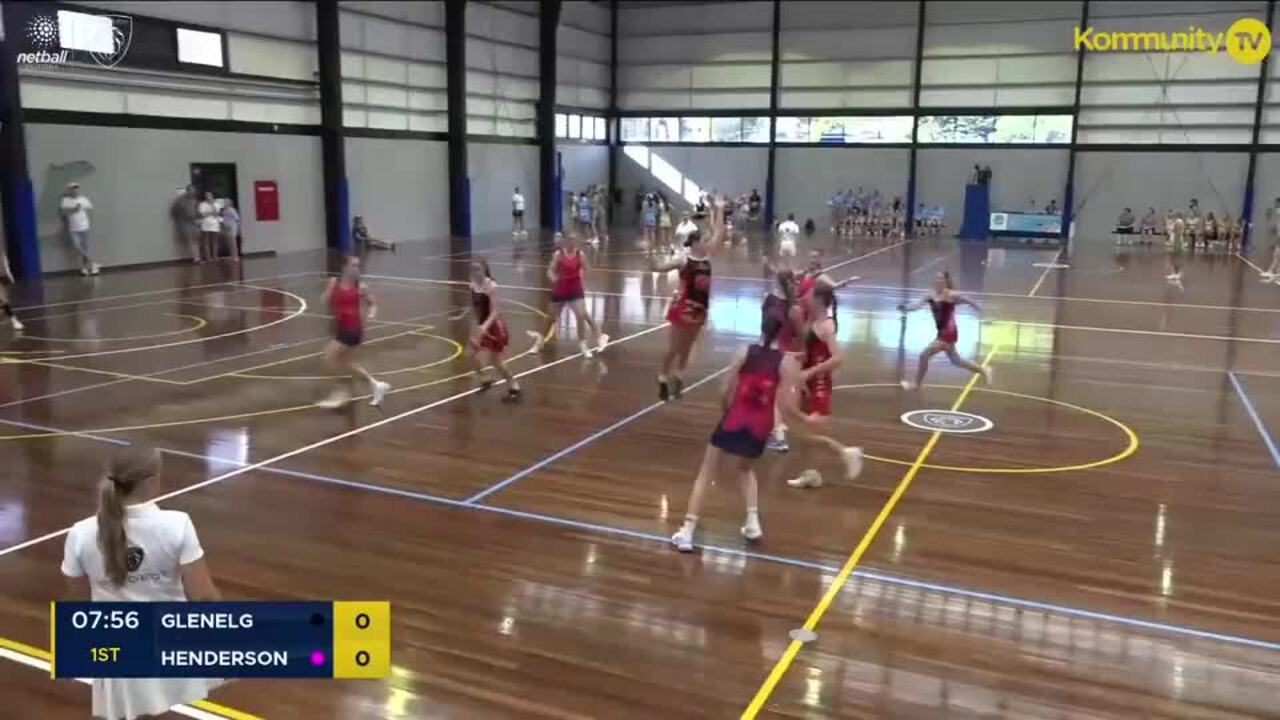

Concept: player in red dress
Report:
left=469, top=258, right=522, bottom=403
left=786, top=282, right=864, bottom=489
left=898, top=271, right=990, bottom=390
left=652, top=230, right=712, bottom=401
left=316, top=257, right=390, bottom=409
left=528, top=233, right=608, bottom=357
left=671, top=313, right=815, bottom=551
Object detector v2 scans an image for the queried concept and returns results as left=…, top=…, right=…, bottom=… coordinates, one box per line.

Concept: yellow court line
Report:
left=833, top=383, right=1140, bottom=474
left=6, top=286, right=308, bottom=363
left=233, top=333, right=463, bottom=381
left=740, top=345, right=1000, bottom=719
left=0, top=635, right=261, bottom=719
left=18, top=313, right=208, bottom=343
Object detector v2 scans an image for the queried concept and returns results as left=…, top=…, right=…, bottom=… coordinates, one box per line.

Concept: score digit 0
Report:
left=333, top=602, right=390, bottom=679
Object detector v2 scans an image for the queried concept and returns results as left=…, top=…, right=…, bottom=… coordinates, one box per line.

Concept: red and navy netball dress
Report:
left=331, top=280, right=363, bottom=347
left=762, top=293, right=798, bottom=353
left=551, top=250, right=585, bottom=303
left=710, top=344, right=784, bottom=458
left=928, top=295, right=959, bottom=344
left=471, top=283, right=509, bottom=353
left=667, top=256, right=712, bottom=327
left=803, top=320, right=835, bottom=416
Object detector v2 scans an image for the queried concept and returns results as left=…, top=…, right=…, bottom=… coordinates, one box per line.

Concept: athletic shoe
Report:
left=1262, top=273, right=1275, bottom=282
left=765, top=435, right=790, bottom=453
left=526, top=330, right=545, bottom=352
left=982, top=366, right=994, bottom=385
left=501, top=387, right=522, bottom=404
left=1165, top=273, right=1179, bottom=280
left=579, top=340, right=594, bottom=358
left=841, top=447, right=864, bottom=480
left=672, top=376, right=685, bottom=399
left=8, top=317, right=23, bottom=332
left=671, top=527, right=695, bottom=553
left=658, top=379, right=670, bottom=402
left=786, top=469, right=824, bottom=489
left=90, top=263, right=101, bottom=276
left=900, top=380, right=918, bottom=391
left=80, top=267, right=91, bottom=277
left=741, top=516, right=763, bottom=542
left=369, top=380, right=390, bottom=407
left=315, top=389, right=351, bottom=409
left=477, top=378, right=493, bottom=392
left=596, top=333, right=610, bottom=352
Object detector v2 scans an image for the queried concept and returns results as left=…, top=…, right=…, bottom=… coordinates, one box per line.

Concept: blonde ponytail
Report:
left=96, top=447, right=159, bottom=587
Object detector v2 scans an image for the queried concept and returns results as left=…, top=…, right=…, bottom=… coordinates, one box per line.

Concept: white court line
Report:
left=0, top=648, right=227, bottom=720
left=0, top=321, right=671, bottom=558
left=11, top=271, right=316, bottom=312
left=1027, top=248, right=1064, bottom=298
left=1237, top=252, right=1267, bottom=275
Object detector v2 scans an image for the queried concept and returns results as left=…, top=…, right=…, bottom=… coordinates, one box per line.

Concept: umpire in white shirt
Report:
left=62, top=446, right=223, bottom=720
left=60, top=182, right=100, bottom=276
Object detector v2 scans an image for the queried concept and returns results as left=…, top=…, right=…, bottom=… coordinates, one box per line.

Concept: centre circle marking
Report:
left=233, top=332, right=463, bottom=380
left=901, top=409, right=993, bottom=434
left=835, top=383, right=1139, bottom=474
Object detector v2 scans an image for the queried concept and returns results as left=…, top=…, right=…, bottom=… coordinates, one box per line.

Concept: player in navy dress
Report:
left=670, top=313, right=807, bottom=552
left=898, top=271, right=991, bottom=390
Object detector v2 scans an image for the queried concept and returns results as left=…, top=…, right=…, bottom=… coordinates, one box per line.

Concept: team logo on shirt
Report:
left=126, top=546, right=145, bottom=572
left=901, top=409, right=993, bottom=434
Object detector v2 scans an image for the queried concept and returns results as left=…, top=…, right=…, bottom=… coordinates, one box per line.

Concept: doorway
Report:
left=189, top=163, right=239, bottom=208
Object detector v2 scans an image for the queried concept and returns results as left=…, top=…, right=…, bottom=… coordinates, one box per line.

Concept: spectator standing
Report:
left=60, top=182, right=99, bottom=276
left=170, top=185, right=200, bottom=263
left=221, top=201, right=241, bottom=262
left=197, top=192, right=221, bottom=263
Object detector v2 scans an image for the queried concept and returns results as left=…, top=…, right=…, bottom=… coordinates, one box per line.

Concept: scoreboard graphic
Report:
left=51, top=601, right=390, bottom=679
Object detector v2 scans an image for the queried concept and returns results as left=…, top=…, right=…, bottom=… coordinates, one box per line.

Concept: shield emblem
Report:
left=125, top=546, right=145, bottom=572
left=88, top=15, right=132, bottom=69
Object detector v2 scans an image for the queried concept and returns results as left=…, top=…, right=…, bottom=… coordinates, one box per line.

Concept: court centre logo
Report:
left=1074, top=17, right=1271, bottom=64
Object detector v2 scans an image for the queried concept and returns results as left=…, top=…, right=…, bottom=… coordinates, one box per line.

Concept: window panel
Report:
left=809, top=116, right=913, bottom=143
left=744, top=117, right=771, bottom=143
left=711, top=117, right=744, bottom=142
left=554, top=112, right=567, bottom=138
left=582, top=117, right=596, bottom=140
left=594, top=116, right=607, bottom=141
left=652, top=117, right=679, bottom=142
left=917, top=115, right=1071, bottom=144
left=568, top=113, right=582, bottom=138
left=680, top=117, right=711, bottom=142
left=776, top=116, right=810, bottom=142
left=621, top=117, right=649, bottom=142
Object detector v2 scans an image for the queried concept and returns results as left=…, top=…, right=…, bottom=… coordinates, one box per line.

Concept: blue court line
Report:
left=463, top=365, right=732, bottom=504
left=5, top=415, right=1280, bottom=653
left=1228, top=371, right=1280, bottom=469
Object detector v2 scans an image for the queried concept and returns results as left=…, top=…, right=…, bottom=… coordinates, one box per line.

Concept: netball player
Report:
left=577, top=191, right=595, bottom=240
left=898, top=271, right=991, bottom=391
left=760, top=266, right=803, bottom=452
left=469, top=258, right=522, bottom=403
left=657, top=199, right=673, bottom=253
left=653, top=229, right=711, bottom=401
left=0, top=282, right=23, bottom=332
left=782, top=283, right=865, bottom=488
left=316, top=257, right=391, bottom=408
left=670, top=314, right=801, bottom=550
left=528, top=233, right=609, bottom=358
left=62, top=446, right=223, bottom=719
left=641, top=195, right=658, bottom=250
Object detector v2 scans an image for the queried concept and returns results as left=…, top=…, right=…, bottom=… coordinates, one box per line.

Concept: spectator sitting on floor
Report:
left=353, top=216, right=395, bottom=251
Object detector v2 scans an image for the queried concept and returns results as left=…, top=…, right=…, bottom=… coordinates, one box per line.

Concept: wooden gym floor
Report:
left=1, top=231, right=1279, bottom=719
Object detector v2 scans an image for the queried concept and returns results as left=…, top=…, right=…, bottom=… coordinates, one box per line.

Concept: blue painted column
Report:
left=0, top=1, right=42, bottom=279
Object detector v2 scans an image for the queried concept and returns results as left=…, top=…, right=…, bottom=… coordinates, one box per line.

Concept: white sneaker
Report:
left=841, top=447, right=864, bottom=480
left=1261, top=272, right=1275, bottom=282
left=671, top=527, right=695, bottom=552
left=314, top=389, right=351, bottom=409
left=900, top=380, right=918, bottom=391
left=526, top=330, right=545, bottom=352
left=741, top=516, right=763, bottom=541
left=580, top=340, right=594, bottom=358
left=90, top=263, right=101, bottom=276
left=9, top=317, right=23, bottom=332
left=1165, top=273, right=1178, bottom=280
left=369, top=380, right=390, bottom=407
left=786, top=469, right=824, bottom=489
left=596, top=333, right=610, bottom=352
left=982, top=366, right=994, bottom=385
left=80, top=267, right=91, bottom=277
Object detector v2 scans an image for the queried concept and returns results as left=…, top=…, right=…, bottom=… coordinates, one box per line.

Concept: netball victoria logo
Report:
left=19, top=11, right=133, bottom=68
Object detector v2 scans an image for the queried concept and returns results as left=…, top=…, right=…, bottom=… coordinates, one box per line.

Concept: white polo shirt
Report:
left=778, top=220, right=799, bottom=243
left=198, top=202, right=221, bottom=233
left=61, top=195, right=93, bottom=233
left=61, top=502, right=204, bottom=602
left=513, top=193, right=525, bottom=212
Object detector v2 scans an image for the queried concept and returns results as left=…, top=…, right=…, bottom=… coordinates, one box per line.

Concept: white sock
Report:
left=680, top=516, right=698, bottom=533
